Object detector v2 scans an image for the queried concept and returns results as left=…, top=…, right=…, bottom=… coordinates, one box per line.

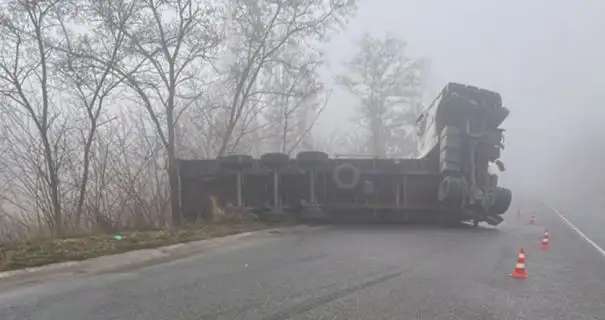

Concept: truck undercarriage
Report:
left=179, top=82, right=512, bottom=227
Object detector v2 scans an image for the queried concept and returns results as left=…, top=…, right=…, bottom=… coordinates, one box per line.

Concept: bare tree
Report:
left=53, top=2, right=134, bottom=229
left=338, top=33, right=427, bottom=157
left=316, top=126, right=366, bottom=155
left=87, top=0, right=223, bottom=226
left=0, top=0, right=68, bottom=234
left=262, top=57, right=325, bottom=154
left=214, top=0, right=357, bottom=157
left=104, top=110, right=171, bottom=229
left=287, top=89, right=330, bottom=154
left=0, top=0, right=360, bottom=241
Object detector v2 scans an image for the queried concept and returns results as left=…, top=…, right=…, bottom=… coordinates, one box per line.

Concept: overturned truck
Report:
left=179, top=82, right=512, bottom=226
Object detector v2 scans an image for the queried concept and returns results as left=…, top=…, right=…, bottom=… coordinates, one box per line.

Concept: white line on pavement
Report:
left=545, top=202, right=605, bottom=258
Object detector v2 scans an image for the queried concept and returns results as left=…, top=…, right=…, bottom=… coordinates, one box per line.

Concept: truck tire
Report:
left=261, top=152, right=289, bottom=168
left=490, top=187, right=512, bottom=215
left=333, top=163, right=360, bottom=189
left=438, top=176, right=466, bottom=206
left=220, top=154, right=253, bottom=170
left=296, top=151, right=328, bottom=167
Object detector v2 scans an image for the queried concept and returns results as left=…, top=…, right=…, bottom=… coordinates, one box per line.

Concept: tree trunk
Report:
left=168, top=150, right=181, bottom=227
left=43, top=138, right=61, bottom=235
left=75, top=128, right=95, bottom=231
left=167, top=102, right=181, bottom=226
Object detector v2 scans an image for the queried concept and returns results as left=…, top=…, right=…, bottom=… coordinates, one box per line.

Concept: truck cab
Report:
left=416, top=82, right=512, bottom=225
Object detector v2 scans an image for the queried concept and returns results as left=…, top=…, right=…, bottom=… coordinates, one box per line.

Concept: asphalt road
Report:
left=1, top=201, right=604, bottom=320
left=545, top=200, right=605, bottom=251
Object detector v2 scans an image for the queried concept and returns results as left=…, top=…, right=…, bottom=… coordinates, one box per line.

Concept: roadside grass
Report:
left=0, top=220, right=292, bottom=272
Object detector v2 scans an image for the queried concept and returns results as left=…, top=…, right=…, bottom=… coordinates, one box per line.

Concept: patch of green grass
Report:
left=0, top=221, right=291, bottom=272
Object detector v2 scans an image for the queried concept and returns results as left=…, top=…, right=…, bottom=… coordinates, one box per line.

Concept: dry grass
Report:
left=0, top=221, right=291, bottom=272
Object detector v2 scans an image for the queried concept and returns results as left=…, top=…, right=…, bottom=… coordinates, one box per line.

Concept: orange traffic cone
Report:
left=518, top=248, right=526, bottom=263
left=541, top=230, right=550, bottom=251
left=529, top=215, right=535, bottom=225
left=511, top=248, right=528, bottom=279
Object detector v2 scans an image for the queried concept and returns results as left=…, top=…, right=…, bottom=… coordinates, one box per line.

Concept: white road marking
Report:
left=545, top=203, right=605, bottom=258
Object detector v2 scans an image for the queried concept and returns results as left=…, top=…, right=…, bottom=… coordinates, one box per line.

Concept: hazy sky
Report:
left=319, top=0, right=605, bottom=195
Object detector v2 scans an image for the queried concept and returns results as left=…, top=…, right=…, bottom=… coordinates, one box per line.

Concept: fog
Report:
left=1, top=0, right=602, bottom=239
left=319, top=0, right=605, bottom=212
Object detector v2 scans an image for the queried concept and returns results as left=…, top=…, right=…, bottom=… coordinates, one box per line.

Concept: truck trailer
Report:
left=179, top=82, right=512, bottom=226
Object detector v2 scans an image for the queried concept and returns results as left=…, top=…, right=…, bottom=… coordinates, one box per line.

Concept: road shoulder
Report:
left=0, top=225, right=326, bottom=286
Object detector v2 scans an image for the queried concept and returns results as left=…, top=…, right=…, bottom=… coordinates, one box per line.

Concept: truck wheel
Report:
left=296, top=151, right=328, bottom=162
left=489, top=187, right=512, bottom=215
left=333, top=163, right=360, bottom=189
left=220, top=154, right=253, bottom=170
left=296, top=151, right=328, bottom=168
left=261, top=152, right=289, bottom=168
